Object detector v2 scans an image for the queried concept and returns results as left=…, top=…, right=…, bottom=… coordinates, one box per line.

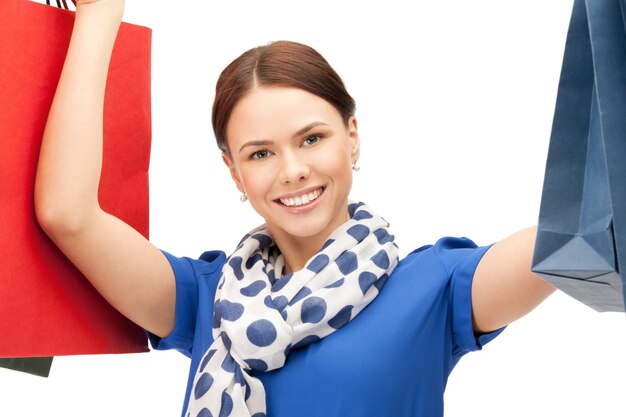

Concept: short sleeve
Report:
left=147, top=250, right=225, bottom=356
left=433, top=237, right=505, bottom=354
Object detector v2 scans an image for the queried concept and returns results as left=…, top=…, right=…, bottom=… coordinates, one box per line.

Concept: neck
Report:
left=270, top=211, right=351, bottom=275
left=272, top=230, right=328, bottom=276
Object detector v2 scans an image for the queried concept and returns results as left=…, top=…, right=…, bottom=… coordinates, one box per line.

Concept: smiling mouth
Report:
left=277, top=187, right=324, bottom=207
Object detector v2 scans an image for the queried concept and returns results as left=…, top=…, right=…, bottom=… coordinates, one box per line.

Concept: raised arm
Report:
left=34, top=0, right=175, bottom=338
left=471, top=226, right=556, bottom=333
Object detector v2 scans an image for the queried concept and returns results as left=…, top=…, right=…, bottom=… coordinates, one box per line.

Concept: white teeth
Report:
left=279, top=188, right=322, bottom=207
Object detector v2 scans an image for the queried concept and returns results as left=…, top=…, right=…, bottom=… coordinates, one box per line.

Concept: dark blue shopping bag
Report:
left=532, top=0, right=626, bottom=312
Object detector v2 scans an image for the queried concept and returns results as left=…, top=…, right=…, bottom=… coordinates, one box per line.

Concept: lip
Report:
left=275, top=186, right=325, bottom=201
left=273, top=186, right=326, bottom=214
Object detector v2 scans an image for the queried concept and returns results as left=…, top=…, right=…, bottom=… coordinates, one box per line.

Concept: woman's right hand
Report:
left=75, top=0, right=124, bottom=6
left=74, top=0, right=125, bottom=19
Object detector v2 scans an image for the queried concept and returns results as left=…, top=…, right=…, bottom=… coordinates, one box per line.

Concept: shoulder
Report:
left=161, top=249, right=227, bottom=280
left=401, top=237, right=486, bottom=271
left=390, top=237, right=491, bottom=289
left=159, top=249, right=227, bottom=308
left=148, top=250, right=227, bottom=353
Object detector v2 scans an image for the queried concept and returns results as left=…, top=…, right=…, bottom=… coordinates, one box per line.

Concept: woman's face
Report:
left=223, top=86, right=359, bottom=246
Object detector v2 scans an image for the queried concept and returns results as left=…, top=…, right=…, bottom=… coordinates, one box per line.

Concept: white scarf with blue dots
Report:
left=186, top=202, right=399, bottom=417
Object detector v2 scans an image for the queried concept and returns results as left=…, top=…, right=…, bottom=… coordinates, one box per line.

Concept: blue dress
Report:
left=149, top=237, right=504, bottom=417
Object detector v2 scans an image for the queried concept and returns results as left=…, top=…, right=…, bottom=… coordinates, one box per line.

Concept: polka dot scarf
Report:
left=186, top=202, right=399, bottom=417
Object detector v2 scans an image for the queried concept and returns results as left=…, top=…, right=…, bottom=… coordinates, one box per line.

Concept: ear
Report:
left=222, top=152, right=245, bottom=194
left=347, top=116, right=360, bottom=164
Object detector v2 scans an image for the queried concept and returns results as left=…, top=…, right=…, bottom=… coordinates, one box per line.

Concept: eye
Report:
left=250, top=149, right=271, bottom=160
left=302, top=134, right=321, bottom=147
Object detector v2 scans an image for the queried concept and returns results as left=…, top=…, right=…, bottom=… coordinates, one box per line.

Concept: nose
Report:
left=278, top=151, right=310, bottom=184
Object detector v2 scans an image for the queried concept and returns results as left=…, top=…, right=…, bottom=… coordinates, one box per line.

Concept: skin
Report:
left=35, top=0, right=554, bottom=343
left=222, top=86, right=360, bottom=275
left=35, top=0, right=176, bottom=338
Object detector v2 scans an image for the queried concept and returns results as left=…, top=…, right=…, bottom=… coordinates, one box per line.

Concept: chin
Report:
left=275, top=219, right=332, bottom=240
left=271, top=209, right=348, bottom=245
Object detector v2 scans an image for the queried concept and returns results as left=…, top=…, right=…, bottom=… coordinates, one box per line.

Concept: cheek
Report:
left=240, top=165, right=275, bottom=198
left=325, top=142, right=353, bottom=173
left=317, top=147, right=353, bottom=186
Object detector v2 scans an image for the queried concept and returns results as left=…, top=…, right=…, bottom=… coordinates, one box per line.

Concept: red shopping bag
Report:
left=0, top=0, right=151, bottom=357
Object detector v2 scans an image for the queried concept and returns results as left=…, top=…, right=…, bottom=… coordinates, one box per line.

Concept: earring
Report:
left=352, top=162, right=360, bottom=172
left=240, top=193, right=248, bottom=202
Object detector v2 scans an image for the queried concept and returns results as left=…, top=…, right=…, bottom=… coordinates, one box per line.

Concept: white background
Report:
left=2, top=1, right=625, bottom=416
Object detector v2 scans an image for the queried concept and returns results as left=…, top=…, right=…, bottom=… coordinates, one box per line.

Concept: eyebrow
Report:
left=238, top=121, right=329, bottom=153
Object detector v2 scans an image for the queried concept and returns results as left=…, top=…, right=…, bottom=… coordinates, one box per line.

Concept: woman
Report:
left=35, top=1, right=555, bottom=416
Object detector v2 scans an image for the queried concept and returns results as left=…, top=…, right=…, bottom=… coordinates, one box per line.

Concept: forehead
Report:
left=226, top=86, right=343, bottom=145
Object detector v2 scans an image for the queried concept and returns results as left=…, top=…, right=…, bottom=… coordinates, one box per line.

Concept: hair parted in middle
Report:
left=212, top=40, right=357, bottom=155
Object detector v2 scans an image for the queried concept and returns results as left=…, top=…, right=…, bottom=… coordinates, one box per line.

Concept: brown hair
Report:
left=212, top=40, right=356, bottom=154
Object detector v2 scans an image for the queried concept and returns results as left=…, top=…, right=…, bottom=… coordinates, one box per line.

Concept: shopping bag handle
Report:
left=45, top=0, right=77, bottom=10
